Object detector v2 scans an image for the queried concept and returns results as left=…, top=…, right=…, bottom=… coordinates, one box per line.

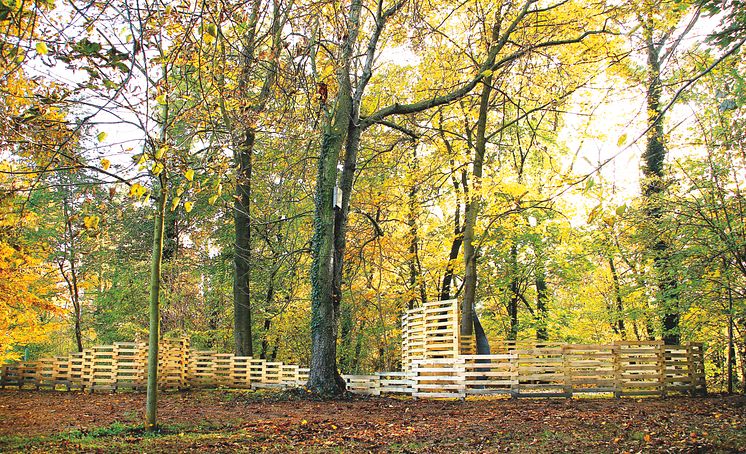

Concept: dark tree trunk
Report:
left=162, top=211, right=178, bottom=261
left=608, top=257, right=627, bottom=339
left=338, top=302, right=354, bottom=372
left=439, top=138, right=464, bottom=302
left=260, top=318, right=271, bottom=360
left=535, top=258, right=548, bottom=341
left=440, top=209, right=463, bottom=301
left=146, top=179, right=167, bottom=431
left=643, top=17, right=679, bottom=345
left=233, top=128, right=254, bottom=357
left=60, top=195, right=83, bottom=352
left=508, top=244, right=519, bottom=340
left=408, top=143, right=426, bottom=309
left=461, top=67, right=493, bottom=338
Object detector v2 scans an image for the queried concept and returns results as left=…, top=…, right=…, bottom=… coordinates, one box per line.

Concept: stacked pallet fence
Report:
left=0, top=299, right=708, bottom=399
left=0, top=338, right=310, bottom=392
left=400, top=299, right=707, bottom=398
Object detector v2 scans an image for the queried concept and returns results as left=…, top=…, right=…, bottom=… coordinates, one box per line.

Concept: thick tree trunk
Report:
left=308, top=0, right=362, bottom=395
left=643, top=18, right=679, bottom=345
left=145, top=180, right=167, bottom=431
left=461, top=70, right=493, bottom=338
left=309, top=126, right=349, bottom=394
left=233, top=128, right=254, bottom=357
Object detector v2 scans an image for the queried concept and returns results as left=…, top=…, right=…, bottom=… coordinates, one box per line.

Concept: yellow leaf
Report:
left=301, top=419, right=307, bottom=426
left=208, top=194, right=218, bottom=205
left=100, top=159, right=111, bottom=170
left=152, top=162, right=164, bottom=176
left=129, top=183, right=147, bottom=198
left=184, top=169, right=195, bottom=181
left=617, top=133, right=627, bottom=147
left=36, top=42, right=49, bottom=55
left=156, top=94, right=167, bottom=105
left=184, top=201, right=193, bottom=213
left=171, top=196, right=180, bottom=211
left=155, top=146, right=168, bottom=159
left=481, top=69, right=493, bottom=77
left=83, top=215, right=100, bottom=230
left=97, top=131, right=107, bottom=142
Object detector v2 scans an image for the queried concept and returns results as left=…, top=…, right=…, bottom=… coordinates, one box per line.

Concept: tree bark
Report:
left=608, top=257, right=627, bottom=339
left=461, top=67, right=493, bottom=338
left=535, top=256, right=548, bottom=341
left=145, top=178, right=167, bottom=431
left=308, top=0, right=362, bottom=395
left=508, top=244, right=519, bottom=340
left=408, top=142, right=426, bottom=309
left=233, top=128, right=255, bottom=357
left=643, top=15, right=679, bottom=345
left=61, top=194, right=83, bottom=352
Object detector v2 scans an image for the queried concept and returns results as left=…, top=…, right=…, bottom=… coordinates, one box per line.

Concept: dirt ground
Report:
left=0, top=389, right=744, bottom=452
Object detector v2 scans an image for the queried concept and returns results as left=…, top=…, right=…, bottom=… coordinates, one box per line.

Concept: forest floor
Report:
left=0, top=389, right=744, bottom=453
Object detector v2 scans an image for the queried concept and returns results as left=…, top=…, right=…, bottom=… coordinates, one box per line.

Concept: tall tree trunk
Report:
left=61, top=194, right=83, bottom=352
left=145, top=178, right=167, bottom=431
left=535, top=256, right=548, bottom=341
left=408, top=142, right=426, bottom=309
left=308, top=0, right=362, bottom=395
left=608, top=257, right=627, bottom=339
left=738, top=318, right=746, bottom=395
left=440, top=167, right=464, bottom=301
left=233, top=128, right=254, bottom=357
left=508, top=244, right=519, bottom=340
left=727, top=279, right=735, bottom=394
left=643, top=16, right=679, bottom=345
left=461, top=68, right=493, bottom=339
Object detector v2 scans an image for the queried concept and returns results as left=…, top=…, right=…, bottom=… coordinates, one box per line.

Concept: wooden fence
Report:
left=0, top=298, right=707, bottom=399
left=341, top=342, right=706, bottom=399
left=0, top=339, right=310, bottom=392
left=395, top=299, right=707, bottom=398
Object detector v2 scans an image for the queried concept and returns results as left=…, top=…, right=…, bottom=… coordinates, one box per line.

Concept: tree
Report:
left=307, top=0, right=609, bottom=393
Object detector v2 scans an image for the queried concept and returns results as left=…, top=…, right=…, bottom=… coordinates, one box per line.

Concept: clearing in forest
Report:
left=0, top=390, right=744, bottom=452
